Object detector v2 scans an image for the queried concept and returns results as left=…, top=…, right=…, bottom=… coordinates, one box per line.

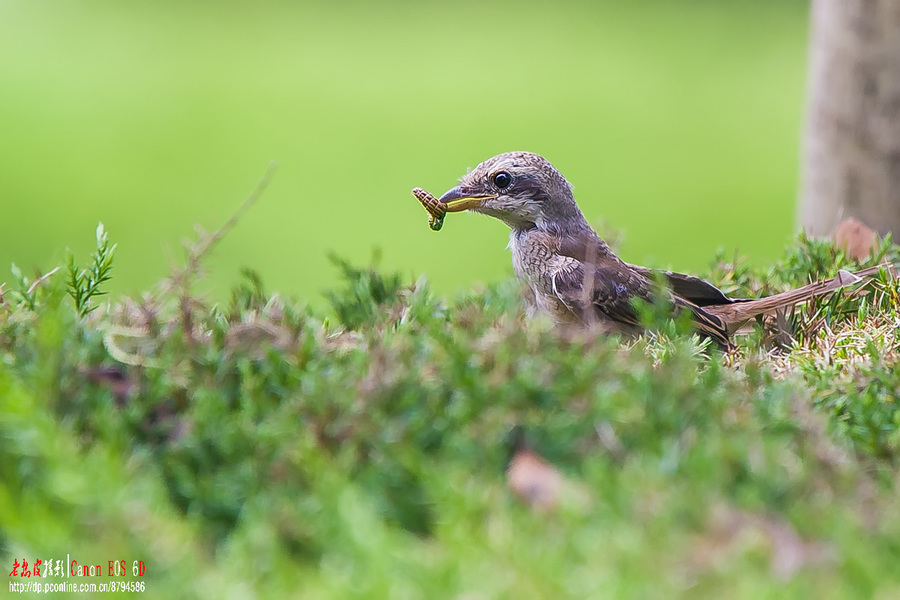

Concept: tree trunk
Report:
left=799, top=0, right=900, bottom=239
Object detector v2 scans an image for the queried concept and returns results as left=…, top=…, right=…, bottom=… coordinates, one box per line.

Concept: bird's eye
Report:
left=492, top=171, right=512, bottom=189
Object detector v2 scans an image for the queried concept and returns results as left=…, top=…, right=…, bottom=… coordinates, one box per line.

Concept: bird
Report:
left=433, top=151, right=885, bottom=349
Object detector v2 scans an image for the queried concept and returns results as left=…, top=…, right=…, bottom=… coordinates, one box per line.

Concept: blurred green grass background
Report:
left=0, top=0, right=808, bottom=306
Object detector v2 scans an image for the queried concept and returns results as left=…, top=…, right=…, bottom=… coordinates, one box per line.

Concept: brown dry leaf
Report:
left=506, top=448, right=564, bottom=512
left=834, top=217, right=878, bottom=261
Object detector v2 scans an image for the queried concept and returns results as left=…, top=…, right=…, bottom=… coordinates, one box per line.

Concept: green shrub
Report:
left=1, top=230, right=899, bottom=598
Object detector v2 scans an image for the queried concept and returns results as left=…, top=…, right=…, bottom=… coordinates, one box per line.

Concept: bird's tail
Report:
left=705, top=264, right=895, bottom=334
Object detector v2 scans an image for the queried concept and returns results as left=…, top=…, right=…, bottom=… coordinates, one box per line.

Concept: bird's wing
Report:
left=552, top=258, right=731, bottom=347
left=626, top=263, right=735, bottom=307
left=558, top=233, right=735, bottom=307
left=550, top=258, right=649, bottom=329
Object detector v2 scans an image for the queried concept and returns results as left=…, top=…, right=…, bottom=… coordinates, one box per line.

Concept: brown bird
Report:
left=435, top=151, right=884, bottom=349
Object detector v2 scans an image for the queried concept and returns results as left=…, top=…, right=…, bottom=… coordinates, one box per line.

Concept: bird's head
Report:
left=438, top=152, right=591, bottom=233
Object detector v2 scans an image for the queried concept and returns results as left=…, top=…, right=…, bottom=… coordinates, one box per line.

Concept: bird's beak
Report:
left=438, top=185, right=497, bottom=213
